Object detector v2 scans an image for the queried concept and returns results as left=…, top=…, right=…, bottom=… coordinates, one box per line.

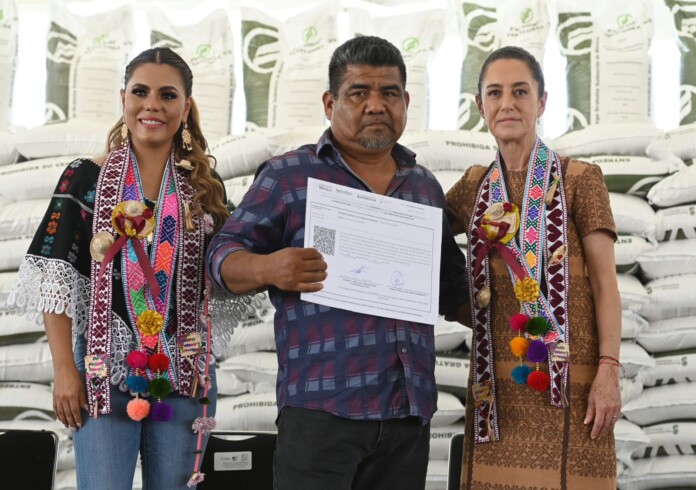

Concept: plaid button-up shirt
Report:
left=207, top=129, right=468, bottom=423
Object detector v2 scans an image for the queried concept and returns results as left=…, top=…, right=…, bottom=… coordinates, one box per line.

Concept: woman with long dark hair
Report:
left=9, top=47, right=235, bottom=489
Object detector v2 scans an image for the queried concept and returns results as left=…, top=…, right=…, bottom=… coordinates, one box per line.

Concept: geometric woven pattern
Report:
left=468, top=138, right=570, bottom=443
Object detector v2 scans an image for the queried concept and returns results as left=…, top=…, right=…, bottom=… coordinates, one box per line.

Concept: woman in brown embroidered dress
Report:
left=446, top=46, right=622, bottom=489
left=8, top=48, right=239, bottom=489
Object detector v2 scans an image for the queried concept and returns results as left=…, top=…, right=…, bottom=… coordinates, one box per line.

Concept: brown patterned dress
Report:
left=446, top=157, right=617, bottom=490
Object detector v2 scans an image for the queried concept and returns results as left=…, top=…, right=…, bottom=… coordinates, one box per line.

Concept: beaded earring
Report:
left=182, top=122, right=193, bottom=152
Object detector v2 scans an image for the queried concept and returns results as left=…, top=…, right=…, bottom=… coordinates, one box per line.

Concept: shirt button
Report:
left=401, top=347, right=408, bottom=354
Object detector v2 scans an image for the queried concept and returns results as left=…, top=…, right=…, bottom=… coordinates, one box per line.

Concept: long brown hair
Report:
left=106, top=47, right=228, bottom=231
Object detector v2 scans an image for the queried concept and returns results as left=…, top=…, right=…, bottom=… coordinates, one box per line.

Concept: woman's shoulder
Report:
left=464, top=164, right=491, bottom=179
left=54, top=156, right=103, bottom=197
left=64, top=156, right=103, bottom=172
left=446, top=164, right=491, bottom=206
left=559, top=155, right=604, bottom=180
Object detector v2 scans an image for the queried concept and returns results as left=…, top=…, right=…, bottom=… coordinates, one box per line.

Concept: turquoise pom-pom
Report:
left=126, top=375, right=149, bottom=394
left=511, top=365, right=532, bottom=384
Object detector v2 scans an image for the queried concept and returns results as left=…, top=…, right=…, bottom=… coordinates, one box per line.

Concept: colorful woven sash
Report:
left=468, top=137, right=570, bottom=444
left=86, top=143, right=206, bottom=417
left=121, top=151, right=178, bottom=385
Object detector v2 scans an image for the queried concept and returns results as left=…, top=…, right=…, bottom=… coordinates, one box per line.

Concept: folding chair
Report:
left=199, top=430, right=277, bottom=490
left=447, top=432, right=464, bottom=490
left=0, top=428, right=59, bottom=489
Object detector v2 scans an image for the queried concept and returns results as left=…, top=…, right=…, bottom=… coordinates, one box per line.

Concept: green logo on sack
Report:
left=0, top=10, right=4, bottom=22
left=303, top=26, right=317, bottom=43
left=521, top=8, right=533, bottom=24
left=617, top=13, right=633, bottom=27
left=402, top=37, right=420, bottom=53
left=197, top=44, right=212, bottom=58
left=93, top=34, right=107, bottom=47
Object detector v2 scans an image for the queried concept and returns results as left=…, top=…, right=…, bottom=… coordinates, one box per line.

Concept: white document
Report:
left=301, top=177, right=442, bottom=324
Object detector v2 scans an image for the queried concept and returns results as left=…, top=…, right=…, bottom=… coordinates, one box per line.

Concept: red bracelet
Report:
left=599, top=356, right=625, bottom=378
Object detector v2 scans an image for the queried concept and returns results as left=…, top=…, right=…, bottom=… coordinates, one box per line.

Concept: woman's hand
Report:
left=584, top=364, right=622, bottom=440
left=53, top=365, right=88, bottom=430
left=43, top=312, right=88, bottom=431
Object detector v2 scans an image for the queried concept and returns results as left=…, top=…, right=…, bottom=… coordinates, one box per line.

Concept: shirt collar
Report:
left=315, top=127, right=416, bottom=170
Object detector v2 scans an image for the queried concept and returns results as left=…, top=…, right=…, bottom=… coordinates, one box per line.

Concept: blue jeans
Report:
left=73, top=338, right=217, bottom=490
left=274, top=406, right=430, bottom=490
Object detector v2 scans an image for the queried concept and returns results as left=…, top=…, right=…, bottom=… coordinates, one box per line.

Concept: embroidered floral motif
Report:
left=84, top=190, right=95, bottom=203
left=46, top=221, right=58, bottom=235
left=59, top=180, right=70, bottom=192
left=68, top=243, right=79, bottom=264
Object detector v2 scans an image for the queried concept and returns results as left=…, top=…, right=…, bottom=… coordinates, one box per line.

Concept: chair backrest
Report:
left=447, top=432, right=464, bottom=490
left=199, top=430, right=277, bottom=490
left=0, top=429, right=59, bottom=489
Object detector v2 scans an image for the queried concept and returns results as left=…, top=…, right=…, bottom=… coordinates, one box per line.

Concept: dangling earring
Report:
left=181, top=122, right=193, bottom=152
left=121, top=116, right=129, bottom=145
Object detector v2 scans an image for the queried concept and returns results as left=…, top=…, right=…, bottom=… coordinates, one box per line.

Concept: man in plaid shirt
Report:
left=207, top=36, right=468, bottom=490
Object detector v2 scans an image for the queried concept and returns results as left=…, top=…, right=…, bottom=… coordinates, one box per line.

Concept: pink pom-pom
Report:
left=126, top=398, right=150, bottom=421
left=187, top=472, right=205, bottom=487
left=509, top=313, right=530, bottom=332
left=126, top=351, right=148, bottom=369
left=151, top=401, right=174, bottom=422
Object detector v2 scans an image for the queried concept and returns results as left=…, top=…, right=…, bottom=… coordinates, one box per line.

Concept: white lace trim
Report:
left=111, top=313, right=134, bottom=392
left=7, top=255, right=264, bottom=383
left=205, top=288, right=265, bottom=359
left=7, top=255, right=90, bottom=334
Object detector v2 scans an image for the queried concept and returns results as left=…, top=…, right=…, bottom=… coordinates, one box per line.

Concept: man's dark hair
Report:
left=478, top=45, right=545, bottom=98
left=328, top=35, right=406, bottom=95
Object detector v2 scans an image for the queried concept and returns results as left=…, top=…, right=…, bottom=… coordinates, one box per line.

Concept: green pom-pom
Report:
left=148, top=377, right=172, bottom=398
left=526, top=317, right=549, bottom=336
left=198, top=397, right=211, bottom=405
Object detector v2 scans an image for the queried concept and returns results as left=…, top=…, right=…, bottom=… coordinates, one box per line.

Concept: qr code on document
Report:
left=313, top=225, right=336, bottom=256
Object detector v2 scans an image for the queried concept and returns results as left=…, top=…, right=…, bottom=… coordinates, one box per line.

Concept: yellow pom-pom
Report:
left=509, top=336, right=530, bottom=358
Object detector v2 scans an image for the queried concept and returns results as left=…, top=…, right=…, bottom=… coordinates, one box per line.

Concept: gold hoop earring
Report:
left=120, top=116, right=128, bottom=144
left=182, top=122, right=193, bottom=152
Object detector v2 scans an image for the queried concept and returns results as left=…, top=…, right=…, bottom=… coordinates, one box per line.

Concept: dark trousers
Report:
left=273, top=406, right=430, bottom=490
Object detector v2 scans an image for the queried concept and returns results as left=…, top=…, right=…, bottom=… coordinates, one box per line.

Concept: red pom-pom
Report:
left=527, top=370, right=550, bottom=392
left=142, top=208, right=153, bottom=219
left=126, top=351, right=148, bottom=369
left=503, top=202, right=513, bottom=212
left=148, top=353, right=170, bottom=372
left=509, top=313, right=530, bottom=332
